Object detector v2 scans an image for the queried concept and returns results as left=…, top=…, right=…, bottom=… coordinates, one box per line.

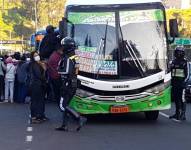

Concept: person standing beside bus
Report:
left=47, top=39, right=63, bottom=103
left=169, top=46, right=189, bottom=121
left=55, top=37, right=87, bottom=131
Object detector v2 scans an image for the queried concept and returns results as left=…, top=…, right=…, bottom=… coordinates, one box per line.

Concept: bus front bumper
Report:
left=69, top=87, right=171, bottom=114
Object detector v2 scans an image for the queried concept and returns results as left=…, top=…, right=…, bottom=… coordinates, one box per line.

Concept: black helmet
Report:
left=61, top=37, right=76, bottom=53
left=174, top=46, right=185, bottom=59
left=46, top=25, right=54, bottom=34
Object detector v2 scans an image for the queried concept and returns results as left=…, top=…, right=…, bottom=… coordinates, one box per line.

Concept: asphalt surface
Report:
left=0, top=102, right=191, bottom=150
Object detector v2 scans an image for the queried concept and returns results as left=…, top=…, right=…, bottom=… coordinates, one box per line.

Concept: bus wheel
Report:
left=145, top=111, right=159, bottom=121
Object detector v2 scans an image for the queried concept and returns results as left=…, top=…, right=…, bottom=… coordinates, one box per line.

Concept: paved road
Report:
left=0, top=102, right=191, bottom=150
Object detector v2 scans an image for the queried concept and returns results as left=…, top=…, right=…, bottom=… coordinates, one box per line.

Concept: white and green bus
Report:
left=59, top=0, right=178, bottom=120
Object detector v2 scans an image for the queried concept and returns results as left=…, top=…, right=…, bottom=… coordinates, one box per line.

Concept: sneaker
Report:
left=30, top=117, right=44, bottom=124
left=4, top=100, right=8, bottom=103
left=55, top=125, right=68, bottom=131
left=42, top=116, right=49, bottom=121
left=169, top=114, right=180, bottom=120
left=76, top=116, right=87, bottom=131
left=180, top=113, right=186, bottom=121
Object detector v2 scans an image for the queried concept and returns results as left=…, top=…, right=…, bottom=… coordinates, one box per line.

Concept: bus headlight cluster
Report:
left=76, top=89, right=94, bottom=98
left=145, top=81, right=170, bottom=95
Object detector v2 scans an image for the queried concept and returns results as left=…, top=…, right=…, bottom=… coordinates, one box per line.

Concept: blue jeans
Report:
left=4, top=79, right=14, bottom=102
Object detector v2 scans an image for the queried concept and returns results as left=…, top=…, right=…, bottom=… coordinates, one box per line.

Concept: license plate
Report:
left=110, top=106, right=129, bottom=113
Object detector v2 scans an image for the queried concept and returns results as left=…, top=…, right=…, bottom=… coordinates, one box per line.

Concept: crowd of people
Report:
left=0, top=25, right=87, bottom=131
left=0, top=52, right=31, bottom=103
left=0, top=50, right=61, bottom=124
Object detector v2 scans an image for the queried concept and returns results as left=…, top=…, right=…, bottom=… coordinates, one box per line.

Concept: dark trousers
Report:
left=60, top=90, right=80, bottom=126
left=0, top=75, right=4, bottom=101
left=30, top=82, right=45, bottom=118
left=51, top=78, right=62, bottom=103
left=13, top=76, right=18, bottom=102
left=172, top=86, right=186, bottom=113
left=17, top=82, right=27, bottom=103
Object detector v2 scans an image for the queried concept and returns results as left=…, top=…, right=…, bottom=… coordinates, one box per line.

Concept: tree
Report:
left=0, top=0, right=67, bottom=40
left=166, top=9, right=191, bottom=38
left=37, top=0, right=66, bottom=28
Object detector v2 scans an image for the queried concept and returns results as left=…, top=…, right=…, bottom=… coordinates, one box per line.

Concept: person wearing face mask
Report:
left=29, top=51, right=48, bottom=124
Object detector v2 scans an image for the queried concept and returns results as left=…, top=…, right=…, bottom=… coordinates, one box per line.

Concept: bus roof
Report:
left=66, top=0, right=162, bottom=6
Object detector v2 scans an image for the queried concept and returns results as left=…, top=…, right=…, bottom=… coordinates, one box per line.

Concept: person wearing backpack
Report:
left=4, top=57, right=16, bottom=103
left=0, top=56, right=6, bottom=102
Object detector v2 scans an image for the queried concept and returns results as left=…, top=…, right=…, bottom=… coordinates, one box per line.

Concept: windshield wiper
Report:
left=124, top=40, right=145, bottom=77
left=62, top=17, right=75, bottom=38
left=94, top=21, right=109, bottom=79
left=118, top=23, right=145, bottom=77
left=103, top=20, right=108, bottom=58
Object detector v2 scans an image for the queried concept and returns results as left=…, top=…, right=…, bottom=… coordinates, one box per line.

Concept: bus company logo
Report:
left=112, top=85, right=129, bottom=88
left=115, top=96, right=126, bottom=102
left=81, top=79, right=94, bottom=85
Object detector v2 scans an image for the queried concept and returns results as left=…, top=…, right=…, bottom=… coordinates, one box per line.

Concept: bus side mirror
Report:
left=169, top=19, right=179, bottom=38
left=59, top=18, right=67, bottom=38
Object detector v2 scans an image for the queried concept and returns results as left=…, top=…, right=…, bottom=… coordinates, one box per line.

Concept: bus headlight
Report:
left=76, top=89, right=94, bottom=98
left=145, top=81, right=170, bottom=94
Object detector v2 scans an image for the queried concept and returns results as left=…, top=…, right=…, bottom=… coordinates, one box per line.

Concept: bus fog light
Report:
left=148, top=103, right=153, bottom=107
left=77, top=104, right=83, bottom=109
left=157, top=100, right=162, bottom=105
left=87, top=105, right=93, bottom=109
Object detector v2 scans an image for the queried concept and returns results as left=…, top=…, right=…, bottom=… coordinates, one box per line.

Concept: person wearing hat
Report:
left=169, top=46, right=189, bottom=120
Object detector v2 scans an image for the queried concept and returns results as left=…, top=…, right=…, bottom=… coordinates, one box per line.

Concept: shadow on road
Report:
left=85, top=113, right=158, bottom=125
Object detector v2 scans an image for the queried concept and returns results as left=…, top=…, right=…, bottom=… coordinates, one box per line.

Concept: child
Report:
left=4, top=57, right=16, bottom=103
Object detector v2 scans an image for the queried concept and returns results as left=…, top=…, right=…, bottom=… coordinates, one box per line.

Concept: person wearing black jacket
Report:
left=169, top=46, right=189, bottom=121
left=55, top=37, right=87, bottom=131
left=29, top=51, right=48, bottom=123
left=39, top=25, right=59, bottom=59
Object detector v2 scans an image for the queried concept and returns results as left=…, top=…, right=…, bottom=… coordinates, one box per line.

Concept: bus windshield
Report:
left=119, top=9, right=167, bottom=78
left=68, top=12, right=118, bottom=79
left=67, top=8, right=167, bottom=80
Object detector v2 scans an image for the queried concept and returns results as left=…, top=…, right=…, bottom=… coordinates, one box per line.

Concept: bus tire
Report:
left=145, top=111, right=159, bottom=121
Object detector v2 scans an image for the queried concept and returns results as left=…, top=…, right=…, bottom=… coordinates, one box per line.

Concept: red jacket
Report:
left=48, top=51, right=62, bottom=79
